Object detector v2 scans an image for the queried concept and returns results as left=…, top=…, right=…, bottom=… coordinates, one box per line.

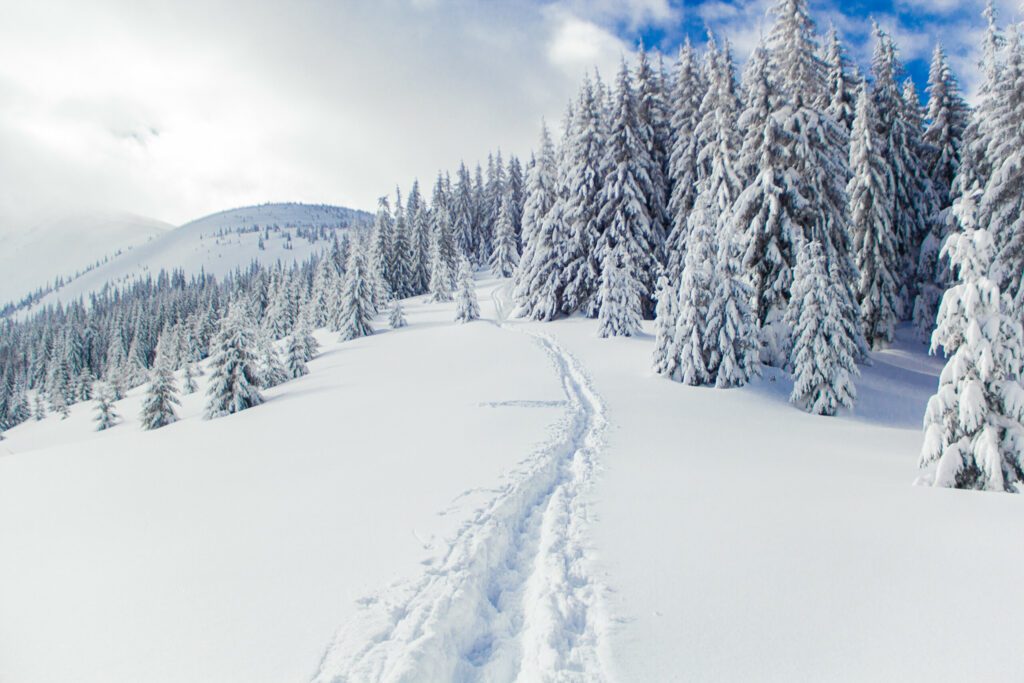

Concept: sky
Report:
left=0, top=0, right=1018, bottom=234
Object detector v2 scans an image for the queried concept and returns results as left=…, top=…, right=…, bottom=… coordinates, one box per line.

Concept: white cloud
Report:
left=0, top=0, right=630, bottom=233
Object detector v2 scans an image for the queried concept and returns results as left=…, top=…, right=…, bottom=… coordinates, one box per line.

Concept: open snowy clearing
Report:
left=2, top=276, right=1023, bottom=682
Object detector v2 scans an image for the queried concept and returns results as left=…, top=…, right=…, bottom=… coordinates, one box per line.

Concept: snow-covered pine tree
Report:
left=634, top=45, right=670, bottom=261
left=140, top=357, right=180, bottom=430
left=453, top=163, right=476, bottom=261
left=657, top=213, right=716, bottom=385
left=559, top=74, right=606, bottom=316
left=980, top=31, right=1024, bottom=308
left=848, top=86, right=900, bottom=349
left=652, top=273, right=677, bottom=375
left=595, top=59, right=658, bottom=317
left=93, top=382, right=119, bottom=431
left=822, top=25, right=859, bottom=134
left=407, top=180, right=431, bottom=295
left=33, top=393, right=45, bottom=421
left=205, top=304, right=264, bottom=419
left=734, top=42, right=800, bottom=366
left=506, top=154, right=525, bottom=247
left=391, top=188, right=415, bottom=299
left=513, top=122, right=560, bottom=318
left=489, top=189, right=520, bottom=278
left=920, top=196, right=1024, bottom=493
left=666, top=39, right=707, bottom=281
left=758, top=0, right=861, bottom=364
left=389, top=299, right=408, bottom=329
left=369, top=196, right=395, bottom=302
left=709, top=223, right=759, bottom=388
left=454, top=258, right=480, bottom=323
left=913, top=43, right=971, bottom=337
left=295, top=318, right=319, bottom=361
left=597, top=243, right=642, bottom=338
left=339, top=240, right=375, bottom=341
left=787, top=240, right=860, bottom=416
left=183, top=363, right=199, bottom=394
left=429, top=204, right=455, bottom=302
left=923, top=43, right=969, bottom=209
left=871, top=24, right=938, bottom=316
left=256, top=328, right=288, bottom=389
left=285, top=332, right=309, bottom=379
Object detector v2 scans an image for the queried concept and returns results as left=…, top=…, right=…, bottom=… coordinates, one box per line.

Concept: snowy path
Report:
left=312, top=289, right=609, bottom=683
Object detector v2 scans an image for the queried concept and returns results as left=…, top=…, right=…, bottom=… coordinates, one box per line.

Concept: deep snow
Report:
left=2, top=275, right=1022, bottom=682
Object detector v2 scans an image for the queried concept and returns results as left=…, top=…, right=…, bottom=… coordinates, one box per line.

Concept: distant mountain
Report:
left=9, top=203, right=372, bottom=314
left=0, top=212, right=173, bottom=304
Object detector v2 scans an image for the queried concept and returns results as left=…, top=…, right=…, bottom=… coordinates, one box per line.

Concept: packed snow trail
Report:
left=312, top=297, right=609, bottom=682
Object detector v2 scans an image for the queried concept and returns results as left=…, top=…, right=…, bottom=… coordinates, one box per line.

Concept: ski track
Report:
left=312, top=283, right=610, bottom=683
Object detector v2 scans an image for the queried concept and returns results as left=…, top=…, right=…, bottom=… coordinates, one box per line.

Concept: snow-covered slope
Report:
left=1, top=276, right=1022, bottom=682
left=0, top=212, right=172, bottom=305
left=19, top=203, right=371, bottom=313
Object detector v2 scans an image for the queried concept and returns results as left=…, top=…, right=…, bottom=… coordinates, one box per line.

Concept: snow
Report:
left=2, top=275, right=1023, bottom=682
left=19, top=203, right=371, bottom=314
left=0, top=211, right=172, bottom=304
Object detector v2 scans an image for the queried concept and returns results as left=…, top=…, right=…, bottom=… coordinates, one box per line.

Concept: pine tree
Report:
left=205, top=305, right=264, bottom=419
left=661, top=217, right=715, bottom=385
left=93, top=383, right=119, bottom=431
left=787, top=241, right=860, bottom=416
left=848, top=86, right=900, bottom=349
left=429, top=205, right=455, bottom=302
left=391, top=188, right=415, bottom=299
left=256, top=329, right=288, bottom=389
left=597, top=244, right=642, bottom=338
left=871, top=24, right=939, bottom=316
left=33, top=393, right=45, bottom=421
left=595, top=59, right=658, bottom=316
left=489, top=190, right=520, bottom=278
left=923, top=43, right=969, bottom=209
left=454, top=258, right=480, bottom=323
left=920, top=200, right=1024, bottom=493
left=708, top=225, right=759, bottom=388
left=822, top=25, right=859, bottom=133
left=407, top=180, right=432, bottom=295
left=183, top=363, right=199, bottom=394
left=634, top=45, right=670, bottom=261
left=369, top=196, right=395, bottom=300
left=295, top=319, right=319, bottom=361
left=389, top=299, right=408, bottom=329
left=559, top=75, right=606, bottom=315
left=513, top=122, right=561, bottom=318
left=140, top=359, right=180, bottom=430
left=980, top=31, right=1024, bottom=306
left=666, top=39, right=708, bottom=281
left=285, top=333, right=309, bottom=379
left=339, top=241, right=375, bottom=341
left=652, top=273, right=677, bottom=376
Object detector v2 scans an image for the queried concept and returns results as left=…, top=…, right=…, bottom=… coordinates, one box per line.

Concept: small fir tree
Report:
left=454, top=258, right=481, bottom=323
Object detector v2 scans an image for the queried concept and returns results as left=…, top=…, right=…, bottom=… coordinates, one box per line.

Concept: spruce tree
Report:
left=920, top=199, right=1024, bottom=492
left=391, top=188, right=415, bottom=299
left=286, top=333, right=309, bottom=379
left=848, top=86, right=900, bottom=349
left=923, top=43, right=969, bottom=209
left=787, top=240, right=860, bottom=416
left=597, top=244, right=642, bottom=338
left=93, top=383, right=120, bottom=431
left=429, top=205, right=455, bottom=302
left=595, top=59, right=658, bottom=316
left=666, top=39, right=707, bottom=281
left=140, top=359, right=180, bottom=430
left=822, top=25, right=859, bottom=134
left=205, top=304, right=264, bottom=419
left=183, top=363, right=199, bottom=394
left=634, top=45, right=670, bottom=259
left=513, top=122, right=560, bottom=318
left=709, top=225, right=759, bottom=388
left=490, top=190, right=520, bottom=278
left=339, top=241, right=376, bottom=341
left=369, top=196, right=395, bottom=299
left=661, top=217, right=715, bottom=385
left=389, top=299, right=408, bottom=329
left=652, top=273, right=677, bottom=376
left=454, top=258, right=480, bottom=323
left=256, top=329, right=288, bottom=389
left=559, top=75, right=606, bottom=315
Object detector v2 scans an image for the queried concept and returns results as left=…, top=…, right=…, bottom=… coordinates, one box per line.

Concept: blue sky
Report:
left=0, top=0, right=1013, bottom=231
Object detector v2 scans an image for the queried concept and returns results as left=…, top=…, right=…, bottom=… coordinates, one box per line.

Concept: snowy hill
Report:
left=14, top=203, right=371, bottom=313
left=0, top=212, right=172, bottom=306
left=1, top=276, right=1021, bottom=683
